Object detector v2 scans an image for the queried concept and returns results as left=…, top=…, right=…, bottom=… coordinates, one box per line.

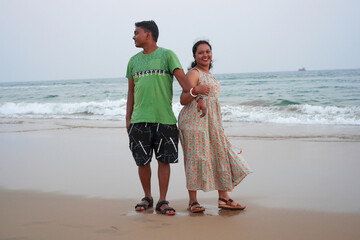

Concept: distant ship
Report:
left=298, top=67, right=306, bottom=71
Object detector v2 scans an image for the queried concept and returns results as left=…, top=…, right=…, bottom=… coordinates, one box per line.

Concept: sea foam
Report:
left=219, top=104, right=360, bottom=125
left=1, top=100, right=359, bottom=125
left=0, top=100, right=127, bottom=120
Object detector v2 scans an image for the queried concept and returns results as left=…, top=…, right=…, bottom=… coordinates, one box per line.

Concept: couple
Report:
left=126, top=20, right=252, bottom=215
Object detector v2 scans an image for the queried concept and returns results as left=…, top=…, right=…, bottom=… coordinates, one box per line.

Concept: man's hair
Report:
left=135, top=20, right=159, bottom=42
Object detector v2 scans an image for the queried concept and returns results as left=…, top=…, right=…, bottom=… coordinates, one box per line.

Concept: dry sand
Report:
left=1, top=118, right=360, bottom=239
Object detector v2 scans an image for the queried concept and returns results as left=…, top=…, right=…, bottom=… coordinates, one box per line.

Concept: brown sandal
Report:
left=218, top=198, right=246, bottom=210
left=187, top=201, right=205, bottom=213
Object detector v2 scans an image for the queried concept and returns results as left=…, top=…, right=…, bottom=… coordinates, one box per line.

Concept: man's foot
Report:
left=135, top=196, right=153, bottom=211
left=187, top=201, right=205, bottom=213
left=218, top=198, right=246, bottom=210
left=156, top=200, right=176, bottom=215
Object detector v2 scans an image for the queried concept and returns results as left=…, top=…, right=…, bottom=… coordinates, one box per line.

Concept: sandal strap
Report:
left=156, top=200, right=169, bottom=211
left=141, top=196, right=153, bottom=207
left=161, top=207, right=176, bottom=214
left=135, top=203, right=148, bottom=209
left=190, top=201, right=200, bottom=207
left=218, top=198, right=233, bottom=205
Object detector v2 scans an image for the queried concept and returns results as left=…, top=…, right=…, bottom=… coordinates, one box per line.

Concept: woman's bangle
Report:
left=190, top=87, right=198, bottom=97
left=195, top=94, right=203, bottom=102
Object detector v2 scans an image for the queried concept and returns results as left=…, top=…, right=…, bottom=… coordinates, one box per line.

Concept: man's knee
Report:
left=157, top=160, right=170, bottom=167
left=138, top=163, right=151, bottom=172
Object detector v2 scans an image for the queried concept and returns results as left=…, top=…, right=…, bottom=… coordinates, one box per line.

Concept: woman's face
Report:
left=195, top=43, right=212, bottom=68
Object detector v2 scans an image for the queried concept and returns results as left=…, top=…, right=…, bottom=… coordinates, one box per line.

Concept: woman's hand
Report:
left=194, top=84, right=210, bottom=96
left=197, top=98, right=207, bottom=118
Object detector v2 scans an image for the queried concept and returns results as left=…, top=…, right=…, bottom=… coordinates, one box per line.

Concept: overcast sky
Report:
left=0, top=0, right=359, bottom=82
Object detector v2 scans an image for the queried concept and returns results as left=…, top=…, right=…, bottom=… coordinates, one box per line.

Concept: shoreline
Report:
left=1, top=117, right=359, bottom=141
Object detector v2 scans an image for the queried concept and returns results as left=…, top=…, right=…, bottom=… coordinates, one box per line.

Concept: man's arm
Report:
left=126, top=78, right=135, bottom=130
left=173, top=68, right=193, bottom=93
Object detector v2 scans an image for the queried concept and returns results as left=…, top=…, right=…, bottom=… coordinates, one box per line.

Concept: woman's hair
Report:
left=135, top=20, right=159, bottom=42
left=190, top=40, right=213, bottom=70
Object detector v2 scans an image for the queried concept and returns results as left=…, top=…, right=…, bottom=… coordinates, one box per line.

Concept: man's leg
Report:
left=129, top=123, right=154, bottom=211
left=157, top=161, right=170, bottom=201
left=135, top=163, right=152, bottom=211
left=153, top=123, right=178, bottom=215
left=156, top=161, right=175, bottom=214
left=139, top=164, right=152, bottom=197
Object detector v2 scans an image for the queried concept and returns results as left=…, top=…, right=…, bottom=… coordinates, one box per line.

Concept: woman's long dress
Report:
left=178, top=69, right=252, bottom=192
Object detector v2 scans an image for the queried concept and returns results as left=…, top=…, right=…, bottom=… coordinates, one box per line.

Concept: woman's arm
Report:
left=180, top=70, right=210, bottom=105
left=196, top=98, right=207, bottom=118
left=180, top=70, right=199, bottom=105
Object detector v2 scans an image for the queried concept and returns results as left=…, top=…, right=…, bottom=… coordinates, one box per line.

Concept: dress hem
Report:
left=186, top=171, right=252, bottom=192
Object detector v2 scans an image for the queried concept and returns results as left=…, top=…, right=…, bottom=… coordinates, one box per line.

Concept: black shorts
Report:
left=128, top=122, right=179, bottom=166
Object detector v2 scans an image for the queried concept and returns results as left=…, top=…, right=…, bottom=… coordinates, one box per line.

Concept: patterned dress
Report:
left=178, top=69, right=252, bottom=192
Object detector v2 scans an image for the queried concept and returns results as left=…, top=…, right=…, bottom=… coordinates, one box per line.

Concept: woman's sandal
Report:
left=156, top=200, right=176, bottom=215
left=187, top=201, right=205, bottom=213
left=218, top=198, right=246, bottom=210
left=135, top=196, right=153, bottom=211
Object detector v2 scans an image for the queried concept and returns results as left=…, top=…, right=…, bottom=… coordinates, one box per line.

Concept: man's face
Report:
left=133, top=27, right=148, bottom=48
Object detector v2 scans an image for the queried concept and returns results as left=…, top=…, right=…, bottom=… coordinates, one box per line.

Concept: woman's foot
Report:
left=135, top=196, right=153, bottom=211
left=187, top=201, right=205, bottom=213
left=156, top=200, right=176, bottom=215
left=218, top=198, right=246, bottom=210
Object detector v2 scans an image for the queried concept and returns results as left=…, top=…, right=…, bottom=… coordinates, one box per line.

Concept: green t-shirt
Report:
left=126, top=47, right=182, bottom=124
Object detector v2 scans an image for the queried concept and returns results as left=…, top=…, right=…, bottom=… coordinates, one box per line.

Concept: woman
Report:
left=178, top=40, right=252, bottom=213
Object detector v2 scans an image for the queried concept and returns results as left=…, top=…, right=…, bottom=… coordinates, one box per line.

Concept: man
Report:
left=125, top=20, right=206, bottom=215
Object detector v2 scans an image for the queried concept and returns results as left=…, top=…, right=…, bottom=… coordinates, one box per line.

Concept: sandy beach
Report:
left=1, top=118, right=360, bottom=239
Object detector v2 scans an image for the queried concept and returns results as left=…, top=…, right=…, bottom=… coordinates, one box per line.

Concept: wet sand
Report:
left=1, top=188, right=360, bottom=240
left=1, top=118, right=360, bottom=239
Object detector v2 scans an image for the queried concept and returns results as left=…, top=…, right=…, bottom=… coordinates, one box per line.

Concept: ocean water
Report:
left=0, top=69, right=359, bottom=125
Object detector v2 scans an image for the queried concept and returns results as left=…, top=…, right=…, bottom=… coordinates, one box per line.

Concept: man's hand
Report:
left=126, top=119, right=131, bottom=131
left=197, top=98, right=207, bottom=118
